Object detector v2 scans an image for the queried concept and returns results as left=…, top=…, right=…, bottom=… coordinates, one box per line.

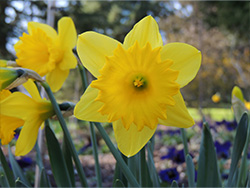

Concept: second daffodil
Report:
left=74, top=16, right=202, bottom=157
left=0, top=80, right=54, bottom=156
left=14, top=17, right=77, bottom=92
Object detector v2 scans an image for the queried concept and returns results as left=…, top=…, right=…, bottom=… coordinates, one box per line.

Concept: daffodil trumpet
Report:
left=74, top=15, right=201, bottom=157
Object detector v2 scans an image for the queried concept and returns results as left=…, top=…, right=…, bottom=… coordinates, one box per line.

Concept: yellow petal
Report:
left=77, top=31, right=120, bottom=78
left=23, top=79, right=41, bottom=101
left=0, top=115, right=24, bottom=145
left=0, top=92, right=37, bottom=120
left=46, top=68, right=69, bottom=92
left=123, top=16, right=163, bottom=49
left=159, top=92, right=194, bottom=128
left=15, top=118, right=41, bottom=156
left=59, top=50, right=77, bottom=70
left=161, top=43, right=201, bottom=88
left=74, top=86, right=108, bottom=122
left=28, top=22, right=57, bottom=39
left=112, top=119, right=157, bottom=157
left=232, top=86, right=244, bottom=102
left=58, top=17, right=77, bottom=49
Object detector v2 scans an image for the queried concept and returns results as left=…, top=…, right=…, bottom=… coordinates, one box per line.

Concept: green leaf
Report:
left=112, top=153, right=128, bottom=187
left=62, top=136, right=75, bottom=187
left=0, top=146, right=15, bottom=187
left=139, top=147, right=152, bottom=187
left=113, top=179, right=125, bottom=187
left=15, top=178, right=30, bottom=187
left=147, top=141, right=161, bottom=187
left=196, top=123, right=222, bottom=187
left=0, top=174, right=9, bottom=187
left=227, top=113, right=248, bottom=186
left=171, top=180, right=179, bottom=187
left=39, top=168, right=51, bottom=187
left=8, top=146, right=31, bottom=187
left=45, top=124, right=72, bottom=187
left=237, top=115, right=250, bottom=187
left=186, top=154, right=195, bottom=187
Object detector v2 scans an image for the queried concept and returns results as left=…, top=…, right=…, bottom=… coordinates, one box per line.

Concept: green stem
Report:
left=41, top=82, right=88, bottom=187
left=90, top=122, right=102, bottom=187
left=78, top=63, right=102, bottom=187
left=139, top=147, right=147, bottom=187
left=180, top=128, right=189, bottom=156
left=94, top=122, right=140, bottom=187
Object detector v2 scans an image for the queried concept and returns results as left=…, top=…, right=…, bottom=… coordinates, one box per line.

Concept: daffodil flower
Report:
left=212, top=93, right=221, bottom=103
left=14, top=17, right=77, bottom=92
left=74, top=16, right=201, bottom=157
left=0, top=80, right=54, bottom=156
left=0, top=89, right=24, bottom=145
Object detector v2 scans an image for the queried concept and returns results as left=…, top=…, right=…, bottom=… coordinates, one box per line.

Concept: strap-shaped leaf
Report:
left=171, top=180, right=179, bottom=187
left=8, top=146, right=31, bottom=187
left=39, top=168, right=51, bottom=187
left=0, top=146, right=15, bottom=187
left=147, top=141, right=161, bottom=187
left=227, top=112, right=248, bottom=186
left=197, top=123, right=222, bottom=187
left=186, top=154, right=195, bottom=187
left=45, top=125, right=72, bottom=187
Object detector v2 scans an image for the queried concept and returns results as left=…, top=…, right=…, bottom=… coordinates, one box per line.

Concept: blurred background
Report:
left=1, top=0, right=249, bottom=108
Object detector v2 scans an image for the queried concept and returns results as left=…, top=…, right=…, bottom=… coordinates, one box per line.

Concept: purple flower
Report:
left=159, top=168, right=179, bottom=183
left=224, top=120, right=237, bottom=131
left=214, top=140, right=231, bottom=159
left=161, top=147, right=185, bottom=164
left=215, top=119, right=227, bottom=126
left=165, top=129, right=180, bottom=136
left=17, top=157, right=33, bottom=168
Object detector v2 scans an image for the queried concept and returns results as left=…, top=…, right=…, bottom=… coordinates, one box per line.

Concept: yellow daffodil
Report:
left=0, top=80, right=54, bottom=156
left=245, top=101, right=250, bottom=110
left=74, top=16, right=201, bottom=157
left=212, top=93, right=221, bottom=103
left=231, top=86, right=248, bottom=122
left=14, top=17, right=77, bottom=92
left=0, top=89, right=24, bottom=145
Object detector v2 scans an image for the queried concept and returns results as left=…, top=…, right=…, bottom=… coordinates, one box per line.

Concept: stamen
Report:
left=134, top=78, right=144, bottom=87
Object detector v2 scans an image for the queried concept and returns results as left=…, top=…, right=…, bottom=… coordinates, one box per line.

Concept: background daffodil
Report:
left=0, top=80, right=54, bottom=156
left=74, top=16, right=202, bottom=157
left=14, top=17, right=77, bottom=92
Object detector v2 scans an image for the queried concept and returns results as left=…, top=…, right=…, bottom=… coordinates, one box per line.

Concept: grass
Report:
left=188, top=107, right=234, bottom=122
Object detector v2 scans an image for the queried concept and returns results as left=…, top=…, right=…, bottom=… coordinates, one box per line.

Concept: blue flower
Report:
left=17, top=156, right=33, bottom=168
left=165, top=129, right=180, bottom=136
left=161, top=147, right=185, bottom=164
left=214, top=140, right=231, bottom=159
left=159, top=168, right=179, bottom=183
left=224, top=120, right=237, bottom=131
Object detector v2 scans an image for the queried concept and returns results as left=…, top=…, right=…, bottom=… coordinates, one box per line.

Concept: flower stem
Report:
left=78, top=63, right=102, bottom=187
left=41, top=82, right=88, bottom=187
left=94, top=122, right=140, bottom=187
left=180, top=128, right=189, bottom=156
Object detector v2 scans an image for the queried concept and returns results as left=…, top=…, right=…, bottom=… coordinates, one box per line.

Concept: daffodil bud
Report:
left=231, top=86, right=247, bottom=122
left=0, top=67, right=44, bottom=91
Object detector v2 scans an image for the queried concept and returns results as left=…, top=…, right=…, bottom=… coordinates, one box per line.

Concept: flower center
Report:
left=91, top=42, right=180, bottom=131
left=133, top=75, right=147, bottom=89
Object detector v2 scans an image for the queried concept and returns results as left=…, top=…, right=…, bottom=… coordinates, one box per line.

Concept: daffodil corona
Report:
left=14, top=17, right=77, bottom=92
left=74, top=16, right=202, bottom=157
